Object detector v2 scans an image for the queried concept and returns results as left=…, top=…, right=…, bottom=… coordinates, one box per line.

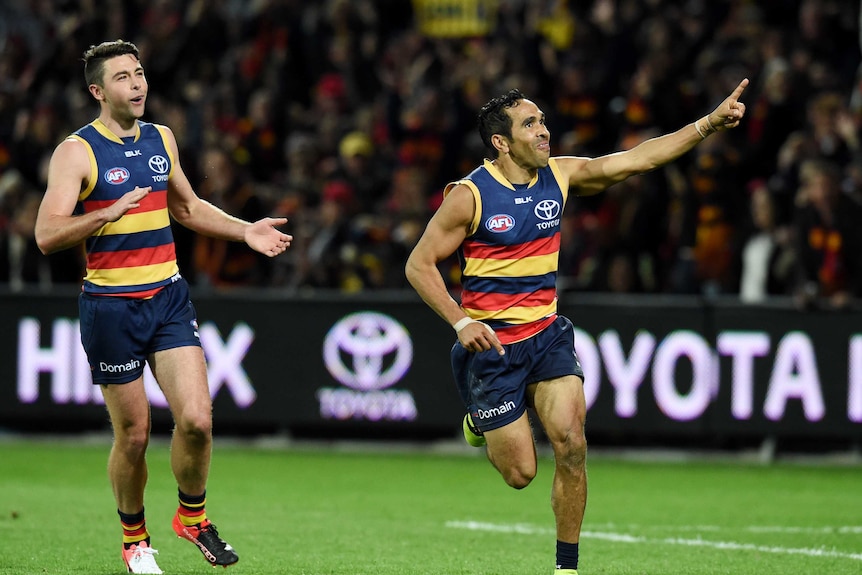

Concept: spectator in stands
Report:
left=793, top=158, right=862, bottom=309
left=193, top=146, right=274, bottom=288
left=334, top=131, right=389, bottom=213
left=736, top=179, right=796, bottom=302
left=292, top=179, right=357, bottom=291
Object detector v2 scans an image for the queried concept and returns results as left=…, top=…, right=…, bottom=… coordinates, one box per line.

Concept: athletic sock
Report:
left=556, top=540, right=579, bottom=570
left=177, top=489, right=208, bottom=526
left=119, top=508, right=150, bottom=549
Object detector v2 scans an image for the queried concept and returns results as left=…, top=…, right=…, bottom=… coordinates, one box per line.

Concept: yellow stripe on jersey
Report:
left=464, top=300, right=558, bottom=323
left=93, top=209, right=171, bottom=237
left=548, top=158, right=569, bottom=202
left=92, top=118, right=140, bottom=143
left=463, top=252, right=559, bottom=278
left=154, top=124, right=176, bottom=177
left=443, top=178, right=484, bottom=237
left=86, top=260, right=179, bottom=287
left=68, top=135, right=99, bottom=201
left=482, top=158, right=538, bottom=190
left=463, top=180, right=483, bottom=236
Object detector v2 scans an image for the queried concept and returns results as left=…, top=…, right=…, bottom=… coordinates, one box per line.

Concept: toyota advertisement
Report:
left=1, top=290, right=860, bottom=441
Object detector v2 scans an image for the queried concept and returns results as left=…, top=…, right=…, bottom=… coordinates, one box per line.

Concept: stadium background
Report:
left=1, top=0, right=861, bottom=453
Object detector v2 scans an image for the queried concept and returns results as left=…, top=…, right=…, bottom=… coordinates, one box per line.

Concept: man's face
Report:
left=503, top=99, right=551, bottom=169
left=92, top=54, right=148, bottom=122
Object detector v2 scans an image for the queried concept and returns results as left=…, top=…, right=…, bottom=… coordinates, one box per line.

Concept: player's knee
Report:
left=176, top=411, right=213, bottom=442
left=500, top=463, right=537, bottom=489
left=549, top=428, right=587, bottom=469
left=115, top=424, right=150, bottom=457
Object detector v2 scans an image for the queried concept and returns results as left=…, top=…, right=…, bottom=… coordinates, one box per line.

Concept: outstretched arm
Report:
left=560, top=78, right=749, bottom=196
left=162, top=125, right=292, bottom=257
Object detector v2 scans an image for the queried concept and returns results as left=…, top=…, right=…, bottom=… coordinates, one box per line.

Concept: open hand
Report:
left=106, top=186, right=150, bottom=222
left=246, top=217, right=292, bottom=257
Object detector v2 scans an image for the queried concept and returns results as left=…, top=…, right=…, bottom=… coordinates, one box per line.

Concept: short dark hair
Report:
left=477, top=89, right=526, bottom=158
left=83, top=40, right=140, bottom=87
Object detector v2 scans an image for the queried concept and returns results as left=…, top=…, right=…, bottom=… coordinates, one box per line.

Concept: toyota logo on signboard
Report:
left=323, top=311, right=413, bottom=391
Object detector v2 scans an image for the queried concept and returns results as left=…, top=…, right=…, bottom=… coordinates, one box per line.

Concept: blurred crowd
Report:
left=1, top=0, right=861, bottom=308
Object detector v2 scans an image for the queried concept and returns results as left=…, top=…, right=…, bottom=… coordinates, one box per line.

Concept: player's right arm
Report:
left=405, top=184, right=504, bottom=355
left=35, top=138, right=150, bottom=254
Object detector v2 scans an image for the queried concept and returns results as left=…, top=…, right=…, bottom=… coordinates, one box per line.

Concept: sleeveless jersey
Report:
left=444, top=158, right=569, bottom=344
left=71, top=119, right=179, bottom=297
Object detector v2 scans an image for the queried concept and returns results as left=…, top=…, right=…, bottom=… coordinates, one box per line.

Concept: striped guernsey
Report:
left=71, top=119, right=179, bottom=298
left=445, top=158, right=570, bottom=344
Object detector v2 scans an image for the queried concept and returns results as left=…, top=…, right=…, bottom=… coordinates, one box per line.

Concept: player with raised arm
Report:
left=406, top=79, right=748, bottom=574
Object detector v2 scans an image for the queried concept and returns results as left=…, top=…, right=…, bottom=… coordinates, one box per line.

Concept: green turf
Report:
left=0, top=438, right=860, bottom=574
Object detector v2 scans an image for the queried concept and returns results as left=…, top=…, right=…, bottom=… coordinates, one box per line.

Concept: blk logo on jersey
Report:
left=486, top=214, right=515, bottom=233
left=104, top=167, right=130, bottom=185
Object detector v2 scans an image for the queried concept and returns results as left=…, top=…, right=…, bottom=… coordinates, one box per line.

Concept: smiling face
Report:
left=89, top=54, right=148, bottom=127
left=496, top=99, right=551, bottom=171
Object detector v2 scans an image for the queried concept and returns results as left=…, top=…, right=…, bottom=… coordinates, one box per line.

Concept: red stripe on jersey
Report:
left=87, top=243, right=176, bottom=270
left=461, top=287, right=556, bottom=311
left=83, top=190, right=167, bottom=214
left=495, top=316, right=557, bottom=344
left=463, top=234, right=560, bottom=261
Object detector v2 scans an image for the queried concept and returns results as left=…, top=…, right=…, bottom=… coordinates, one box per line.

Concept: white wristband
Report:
left=694, top=118, right=708, bottom=139
left=696, top=115, right=716, bottom=139
left=453, top=317, right=474, bottom=332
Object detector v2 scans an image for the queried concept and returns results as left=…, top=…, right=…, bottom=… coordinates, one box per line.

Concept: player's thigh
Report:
left=531, top=374, right=586, bottom=444
left=149, top=345, right=211, bottom=420
left=100, top=376, right=151, bottom=431
left=484, top=411, right=537, bottom=469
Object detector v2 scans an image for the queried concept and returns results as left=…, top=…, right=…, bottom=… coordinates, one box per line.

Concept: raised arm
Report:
left=35, top=138, right=150, bottom=254
left=559, top=78, right=749, bottom=196
left=161, top=125, right=292, bottom=257
left=405, top=184, right=504, bottom=355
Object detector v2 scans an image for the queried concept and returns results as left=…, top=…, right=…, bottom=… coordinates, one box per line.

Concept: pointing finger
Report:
left=730, top=78, right=749, bottom=101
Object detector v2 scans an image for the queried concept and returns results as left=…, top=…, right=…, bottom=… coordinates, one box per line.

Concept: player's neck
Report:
left=96, top=114, right=138, bottom=138
left=491, top=157, right=537, bottom=186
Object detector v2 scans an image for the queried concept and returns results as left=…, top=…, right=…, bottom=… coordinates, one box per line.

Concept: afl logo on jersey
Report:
left=486, top=214, right=515, bottom=233
left=104, top=167, right=130, bottom=185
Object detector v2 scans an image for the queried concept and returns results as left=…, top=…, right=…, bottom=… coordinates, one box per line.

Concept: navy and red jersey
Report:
left=445, top=158, right=570, bottom=344
left=70, top=119, right=179, bottom=297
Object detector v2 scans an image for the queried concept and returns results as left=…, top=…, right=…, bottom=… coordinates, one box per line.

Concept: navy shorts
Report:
left=451, top=315, right=584, bottom=433
left=78, top=277, right=201, bottom=385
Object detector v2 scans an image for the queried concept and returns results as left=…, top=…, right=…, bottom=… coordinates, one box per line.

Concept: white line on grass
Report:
left=445, top=521, right=862, bottom=562
left=588, top=522, right=862, bottom=535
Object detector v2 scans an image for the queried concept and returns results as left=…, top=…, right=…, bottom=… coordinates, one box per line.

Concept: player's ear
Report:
left=491, top=134, right=509, bottom=155
left=88, top=84, right=104, bottom=102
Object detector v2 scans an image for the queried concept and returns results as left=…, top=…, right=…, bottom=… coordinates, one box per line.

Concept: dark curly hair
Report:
left=477, top=88, right=526, bottom=158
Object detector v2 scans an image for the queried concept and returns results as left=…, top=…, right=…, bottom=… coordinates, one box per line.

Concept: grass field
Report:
left=0, top=436, right=860, bottom=575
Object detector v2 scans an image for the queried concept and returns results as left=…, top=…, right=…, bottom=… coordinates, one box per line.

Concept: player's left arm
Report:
left=558, top=78, right=749, bottom=196
left=162, top=125, right=292, bottom=257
